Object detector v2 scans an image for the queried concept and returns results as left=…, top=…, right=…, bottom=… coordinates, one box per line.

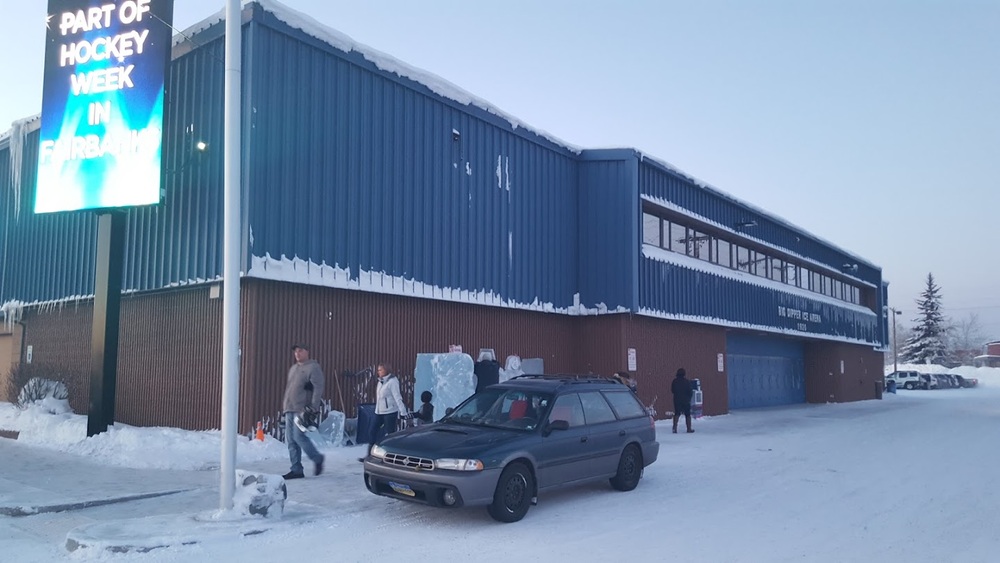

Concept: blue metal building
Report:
left=0, top=1, right=888, bottom=430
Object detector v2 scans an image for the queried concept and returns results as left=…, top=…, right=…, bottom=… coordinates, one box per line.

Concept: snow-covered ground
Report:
left=2, top=365, right=1000, bottom=562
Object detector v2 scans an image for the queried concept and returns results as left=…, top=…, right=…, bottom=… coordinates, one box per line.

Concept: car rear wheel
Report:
left=487, top=462, right=534, bottom=523
left=904, top=382, right=915, bottom=390
left=610, top=444, right=643, bottom=491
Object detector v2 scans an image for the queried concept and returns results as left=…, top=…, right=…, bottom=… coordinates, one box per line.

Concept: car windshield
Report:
left=443, top=388, right=553, bottom=431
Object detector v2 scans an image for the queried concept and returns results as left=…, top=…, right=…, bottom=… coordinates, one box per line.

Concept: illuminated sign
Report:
left=35, top=0, right=174, bottom=213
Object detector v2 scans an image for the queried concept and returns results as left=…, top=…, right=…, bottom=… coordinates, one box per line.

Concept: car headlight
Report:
left=435, top=458, right=484, bottom=471
left=370, top=445, right=388, bottom=459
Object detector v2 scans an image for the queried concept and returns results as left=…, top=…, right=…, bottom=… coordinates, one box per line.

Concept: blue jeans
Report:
left=285, top=412, right=322, bottom=473
left=370, top=412, right=399, bottom=447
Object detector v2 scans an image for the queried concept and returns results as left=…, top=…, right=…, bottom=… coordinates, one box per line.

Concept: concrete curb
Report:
left=0, top=489, right=191, bottom=517
left=65, top=501, right=329, bottom=553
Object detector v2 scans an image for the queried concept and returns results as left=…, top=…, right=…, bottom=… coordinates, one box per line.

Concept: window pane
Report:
left=736, top=246, right=752, bottom=273
left=753, top=252, right=767, bottom=277
left=811, top=271, right=822, bottom=293
left=642, top=213, right=660, bottom=246
left=547, top=394, right=585, bottom=427
left=689, top=230, right=709, bottom=260
left=786, top=264, right=798, bottom=287
left=769, top=258, right=784, bottom=282
left=670, top=223, right=686, bottom=253
left=603, top=390, right=647, bottom=419
left=716, top=239, right=732, bottom=268
left=579, top=391, right=617, bottom=424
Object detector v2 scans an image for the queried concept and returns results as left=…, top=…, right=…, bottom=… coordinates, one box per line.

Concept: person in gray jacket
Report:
left=282, top=344, right=325, bottom=479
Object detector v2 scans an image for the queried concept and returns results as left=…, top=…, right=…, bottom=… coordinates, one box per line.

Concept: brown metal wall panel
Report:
left=16, top=288, right=225, bottom=431
left=804, top=341, right=883, bottom=404
left=238, top=279, right=585, bottom=431
left=15, top=281, right=880, bottom=432
left=116, top=287, right=224, bottom=430
left=619, top=316, right=729, bottom=417
left=15, top=303, right=92, bottom=413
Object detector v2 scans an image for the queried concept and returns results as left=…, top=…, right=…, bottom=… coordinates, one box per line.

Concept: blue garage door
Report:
left=727, top=334, right=805, bottom=409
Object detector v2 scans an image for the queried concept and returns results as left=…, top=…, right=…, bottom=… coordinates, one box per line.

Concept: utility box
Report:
left=691, top=379, right=704, bottom=419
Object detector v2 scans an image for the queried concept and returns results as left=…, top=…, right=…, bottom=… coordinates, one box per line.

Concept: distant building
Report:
left=0, top=1, right=890, bottom=432
left=973, top=341, right=1000, bottom=368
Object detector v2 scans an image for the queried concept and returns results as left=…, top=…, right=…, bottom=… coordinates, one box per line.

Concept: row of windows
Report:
left=642, top=213, right=861, bottom=305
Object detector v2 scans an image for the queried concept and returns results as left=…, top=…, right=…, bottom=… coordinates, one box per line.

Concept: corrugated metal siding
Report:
left=0, top=24, right=249, bottom=305
left=619, top=315, right=729, bottom=417
left=638, top=159, right=882, bottom=289
left=726, top=333, right=805, bottom=409
left=238, top=279, right=586, bottom=430
left=243, top=18, right=579, bottom=309
left=14, top=288, right=226, bottom=430
left=577, top=152, right=638, bottom=311
left=0, top=127, right=100, bottom=304
left=14, top=302, right=93, bottom=414
left=116, top=288, right=225, bottom=430
left=804, top=341, right=883, bottom=403
left=639, top=255, right=881, bottom=345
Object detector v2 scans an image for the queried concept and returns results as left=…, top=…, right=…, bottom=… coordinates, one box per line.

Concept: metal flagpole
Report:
left=220, top=0, right=242, bottom=511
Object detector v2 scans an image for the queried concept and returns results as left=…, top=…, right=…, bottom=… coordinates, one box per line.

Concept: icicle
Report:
left=8, top=118, right=31, bottom=222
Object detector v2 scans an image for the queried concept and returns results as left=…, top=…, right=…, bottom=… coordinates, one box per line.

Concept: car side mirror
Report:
left=445, top=407, right=455, bottom=416
left=543, top=419, right=569, bottom=437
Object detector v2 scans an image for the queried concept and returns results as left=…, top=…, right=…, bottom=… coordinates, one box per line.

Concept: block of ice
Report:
left=520, top=357, right=545, bottom=376
left=414, top=353, right=475, bottom=421
left=310, top=410, right=345, bottom=446
left=499, top=355, right=524, bottom=383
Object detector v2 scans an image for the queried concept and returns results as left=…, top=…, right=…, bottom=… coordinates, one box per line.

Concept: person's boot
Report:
left=314, top=455, right=324, bottom=476
left=282, top=470, right=304, bottom=480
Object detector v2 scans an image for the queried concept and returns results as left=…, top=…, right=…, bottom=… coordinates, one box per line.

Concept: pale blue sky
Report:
left=2, top=0, right=998, bottom=338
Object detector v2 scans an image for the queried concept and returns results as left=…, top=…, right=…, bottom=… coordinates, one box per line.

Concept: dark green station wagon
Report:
left=362, top=375, right=659, bottom=522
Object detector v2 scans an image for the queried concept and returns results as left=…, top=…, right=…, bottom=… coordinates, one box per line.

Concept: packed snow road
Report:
left=2, top=383, right=999, bottom=562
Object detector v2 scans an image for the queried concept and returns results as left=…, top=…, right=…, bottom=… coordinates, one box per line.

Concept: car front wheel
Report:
left=487, top=462, right=534, bottom=523
left=610, top=444, right=643, bottom=491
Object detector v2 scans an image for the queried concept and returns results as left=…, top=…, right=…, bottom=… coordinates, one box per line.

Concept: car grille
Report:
left=383, top=452, right=434, bottom=471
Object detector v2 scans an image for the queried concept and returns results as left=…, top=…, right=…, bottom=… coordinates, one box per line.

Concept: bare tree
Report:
left=949, top=312, right=987, bottom=365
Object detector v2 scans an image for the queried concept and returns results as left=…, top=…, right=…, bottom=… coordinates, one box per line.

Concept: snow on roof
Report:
left=174, top=0, right=582, bottom=154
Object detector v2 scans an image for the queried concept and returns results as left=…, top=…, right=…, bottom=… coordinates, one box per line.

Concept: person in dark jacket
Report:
left=412, top=390, right=434, bottom=426
left=671, top=368, right=694, bottom=434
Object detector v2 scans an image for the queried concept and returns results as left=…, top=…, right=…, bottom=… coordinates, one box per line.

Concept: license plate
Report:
left=388, top=481, right=415, bottom=497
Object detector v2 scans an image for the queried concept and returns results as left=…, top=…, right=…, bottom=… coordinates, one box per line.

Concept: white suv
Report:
left=886, top=370, right=922, bottom=390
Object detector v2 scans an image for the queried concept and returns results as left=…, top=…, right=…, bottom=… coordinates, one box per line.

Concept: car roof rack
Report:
left=509, top=374, right=615, bottom=385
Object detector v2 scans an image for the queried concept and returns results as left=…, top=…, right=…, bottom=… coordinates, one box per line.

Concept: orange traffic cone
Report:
left=255, top=421, right=265, bottom=441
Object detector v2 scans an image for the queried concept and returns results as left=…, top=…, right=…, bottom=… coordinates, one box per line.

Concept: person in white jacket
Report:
left=370, top=363, right=410, bottom=450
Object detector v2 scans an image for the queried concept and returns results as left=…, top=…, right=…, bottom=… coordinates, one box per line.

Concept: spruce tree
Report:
left=900, top=273, right=948, bottom=364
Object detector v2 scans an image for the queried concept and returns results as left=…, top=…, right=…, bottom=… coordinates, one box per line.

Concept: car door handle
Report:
left=619, top=430, right=626, bottom=437
left=580, top=437, right=588, bottom=443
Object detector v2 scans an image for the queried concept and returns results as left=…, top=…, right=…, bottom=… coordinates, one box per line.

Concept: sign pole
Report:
left=87, top=211, right=126, bottom=437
